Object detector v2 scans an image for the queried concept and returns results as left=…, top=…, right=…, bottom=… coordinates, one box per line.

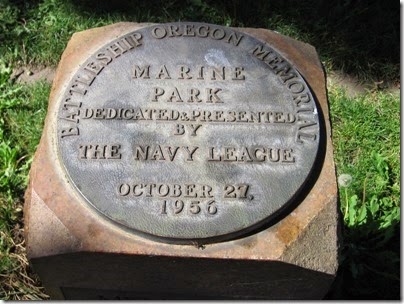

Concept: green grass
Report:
left=0, top=61, right=50, bottom=300
left=0, top=0, right=400, bottom=300
left=328, top=86, right=400, bottom=299
left=0, top=0, right=399, bottom=81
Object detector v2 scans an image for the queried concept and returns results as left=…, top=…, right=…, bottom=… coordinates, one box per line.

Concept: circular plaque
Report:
left=56, top=23, right=321, bottom=243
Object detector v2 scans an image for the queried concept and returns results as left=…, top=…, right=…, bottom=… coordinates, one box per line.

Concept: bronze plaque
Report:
left=56, top=22, right=321, bottom=243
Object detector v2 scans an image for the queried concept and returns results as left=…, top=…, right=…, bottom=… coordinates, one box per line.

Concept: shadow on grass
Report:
left=68, top=0, right=399, bottom=81
left=4, top=0, right=399, bottom=80
left=327, top=221, right=400, bottom=299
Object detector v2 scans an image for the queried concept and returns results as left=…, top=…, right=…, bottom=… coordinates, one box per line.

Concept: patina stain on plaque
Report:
left=56, top=23, right=320, bottom=242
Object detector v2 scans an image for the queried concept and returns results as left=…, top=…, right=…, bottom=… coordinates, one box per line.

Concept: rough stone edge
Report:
left=25, top=188, right=81, bottom=257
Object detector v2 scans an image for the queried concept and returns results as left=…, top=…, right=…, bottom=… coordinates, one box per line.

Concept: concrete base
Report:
left=24, top=23, right=340, bottom=300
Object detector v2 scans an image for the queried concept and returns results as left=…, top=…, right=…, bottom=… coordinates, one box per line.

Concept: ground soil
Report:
left=11, top=66, right=56, bottom=84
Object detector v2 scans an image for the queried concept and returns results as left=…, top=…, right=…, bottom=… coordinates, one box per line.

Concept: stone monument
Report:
left=24, top=22, right=340, bottom=299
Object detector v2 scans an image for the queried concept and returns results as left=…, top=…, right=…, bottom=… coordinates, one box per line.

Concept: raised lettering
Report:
left=133, top=65, right=150, bottom=79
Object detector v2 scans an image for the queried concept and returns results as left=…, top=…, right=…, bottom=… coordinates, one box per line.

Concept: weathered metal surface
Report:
left=56, top=23, right=321, bottom=242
